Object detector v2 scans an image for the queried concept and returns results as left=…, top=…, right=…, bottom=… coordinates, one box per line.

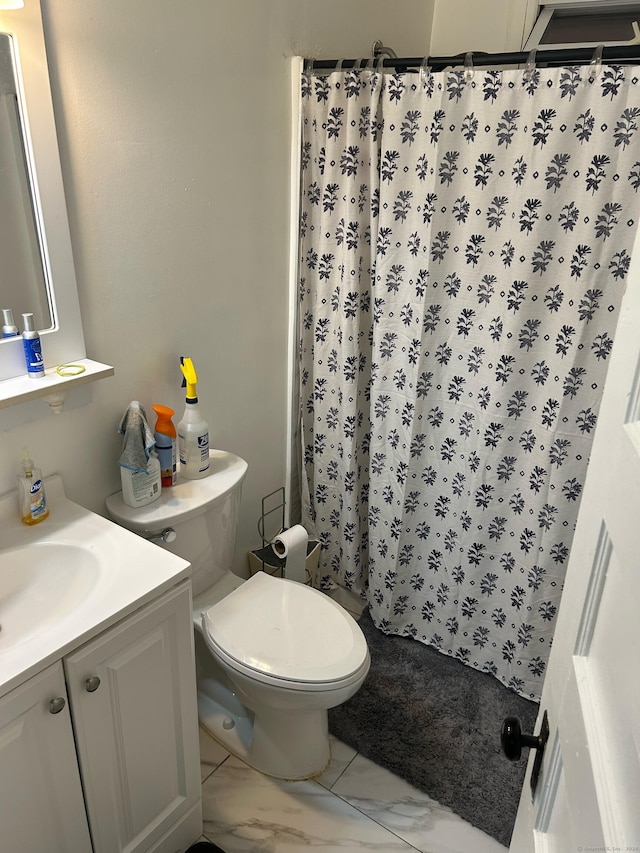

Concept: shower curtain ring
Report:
left=524, top=48, right=537, bottom=83
left=420, top=55, right=431, bottom=88
left=365, top=54, right=377, bottom=72
left=464, top=51, right=474, bottom=82
left=589, top=44, right=604, bottom=81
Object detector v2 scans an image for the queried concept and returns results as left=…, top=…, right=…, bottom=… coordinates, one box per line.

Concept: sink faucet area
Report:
left=0, top=474, right=190, bottom=695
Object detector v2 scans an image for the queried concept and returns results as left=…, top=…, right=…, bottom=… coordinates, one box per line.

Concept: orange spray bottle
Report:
left=152, top=405, right=177, bottom=487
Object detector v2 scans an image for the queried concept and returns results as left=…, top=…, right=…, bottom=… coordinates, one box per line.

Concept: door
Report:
left=64, top=582, right=201, bottom=853
left=509, top=231, right=640, bottom=849
left=0, top=662, right=92, bottom=853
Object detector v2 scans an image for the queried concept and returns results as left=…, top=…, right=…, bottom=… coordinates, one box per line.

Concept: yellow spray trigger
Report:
left=179, top=357, right=198, bottom=401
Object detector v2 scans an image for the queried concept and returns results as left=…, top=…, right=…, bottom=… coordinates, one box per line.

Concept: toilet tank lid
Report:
left=202, top=572, right=369, bottom=684
left=105, top=449, right=247, bottom=534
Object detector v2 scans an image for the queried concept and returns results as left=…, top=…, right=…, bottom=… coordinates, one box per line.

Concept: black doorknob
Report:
left=501, top=716, right=545, bottom=761
left=501, top=710, right=549, bottom=797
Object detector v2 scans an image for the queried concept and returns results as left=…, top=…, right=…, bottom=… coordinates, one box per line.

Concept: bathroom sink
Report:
left=0, top=474, right=191, bottom=698
left=0, top=542, right=100, bottom=648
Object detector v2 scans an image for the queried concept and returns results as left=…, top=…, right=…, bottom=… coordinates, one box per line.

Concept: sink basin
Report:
left=0, top=542, right=101, bottom=648
left=0, top=474, right=190, bottom=698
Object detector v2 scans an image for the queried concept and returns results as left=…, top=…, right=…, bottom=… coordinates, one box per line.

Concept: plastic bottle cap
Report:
left=153, top=404, right=176, bottom=418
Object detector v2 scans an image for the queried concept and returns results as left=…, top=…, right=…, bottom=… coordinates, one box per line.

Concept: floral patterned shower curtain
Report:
left=298, top=63, right=640, bottom=699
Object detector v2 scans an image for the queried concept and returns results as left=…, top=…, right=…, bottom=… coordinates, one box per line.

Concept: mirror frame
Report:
left=0, top=0, right=85, bottom=383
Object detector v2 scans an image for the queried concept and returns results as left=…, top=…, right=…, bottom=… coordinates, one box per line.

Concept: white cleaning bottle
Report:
left=177, top=357, right=210, bottom=479
left=120, top=452, right=162, bottom=508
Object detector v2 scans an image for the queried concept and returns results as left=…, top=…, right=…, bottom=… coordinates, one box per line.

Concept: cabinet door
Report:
left=64, top=582, right=201, bottom=853
left=0, top=662, right=92, bottom=853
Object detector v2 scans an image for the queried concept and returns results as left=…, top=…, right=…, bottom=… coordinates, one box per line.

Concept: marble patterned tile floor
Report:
left=198, top=727, right=508, bottom=853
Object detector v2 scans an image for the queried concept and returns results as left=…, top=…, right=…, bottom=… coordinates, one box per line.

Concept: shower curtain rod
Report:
left=304, top=43, right=640, bottom=73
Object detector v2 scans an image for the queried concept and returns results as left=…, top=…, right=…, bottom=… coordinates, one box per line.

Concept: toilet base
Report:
left=198, top=687, right=331, bottom=780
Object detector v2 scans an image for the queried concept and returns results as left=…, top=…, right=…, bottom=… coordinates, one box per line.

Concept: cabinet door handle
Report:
left=49, top=696, right=66, bottom=714
left=85, top=676, right=101, bottom=693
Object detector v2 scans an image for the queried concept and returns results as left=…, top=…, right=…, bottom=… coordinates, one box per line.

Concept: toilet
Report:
left=106, top=450, right=370, bottom=780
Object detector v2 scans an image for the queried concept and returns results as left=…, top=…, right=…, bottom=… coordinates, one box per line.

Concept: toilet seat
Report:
left=201, top=573, right=369, bottom=692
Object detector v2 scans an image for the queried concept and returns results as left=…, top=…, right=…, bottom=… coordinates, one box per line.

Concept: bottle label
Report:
left=178, top=431, right=210, bottom=474
left=23, top=337, right=45, bottom=375
left=29, top=479, right=47, bottom=519
left=131, top=469, right=160, bottom=501
left=198, top=432, right=209, bottom=461
left=155, top=434, right=177, bottom=486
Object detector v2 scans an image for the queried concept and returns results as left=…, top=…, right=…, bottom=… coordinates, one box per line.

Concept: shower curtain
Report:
left=298, top=62, right=640, bottom=700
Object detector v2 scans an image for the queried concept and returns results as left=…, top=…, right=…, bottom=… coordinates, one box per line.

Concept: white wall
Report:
left=0, top=0, right=434, bottom=572
left=430, top=0, right=534, bottom=54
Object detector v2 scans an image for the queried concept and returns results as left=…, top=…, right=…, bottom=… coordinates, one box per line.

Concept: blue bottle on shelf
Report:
left=2, top=308, right=19, bottom=338
left=21, top=313, right=45, bottom=379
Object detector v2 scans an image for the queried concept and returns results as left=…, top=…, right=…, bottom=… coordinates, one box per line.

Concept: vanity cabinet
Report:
left=0, top=581, right=201, bottom=853
left=65, top=581, right=201, bottom=853
left=0, top=661, right=92, bottom=853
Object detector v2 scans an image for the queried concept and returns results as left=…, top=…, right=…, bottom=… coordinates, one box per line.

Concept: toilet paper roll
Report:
left=272, top=525, right=309, bottom=584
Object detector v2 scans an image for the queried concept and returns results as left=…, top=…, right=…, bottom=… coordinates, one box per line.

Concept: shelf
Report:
left=0, top=359, right=114, bottom=412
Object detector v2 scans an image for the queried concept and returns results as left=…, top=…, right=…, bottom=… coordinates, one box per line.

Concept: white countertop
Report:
left=0, top=475, right=191, bottom=697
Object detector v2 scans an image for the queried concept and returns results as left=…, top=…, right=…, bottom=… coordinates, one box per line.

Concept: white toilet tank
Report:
left=106, top=450, right=248, bottom=596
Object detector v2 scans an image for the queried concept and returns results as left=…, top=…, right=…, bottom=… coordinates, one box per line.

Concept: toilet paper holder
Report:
left=248, top=486, right=320, bottom=585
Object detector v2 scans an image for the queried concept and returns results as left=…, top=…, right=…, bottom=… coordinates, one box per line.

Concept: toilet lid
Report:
left=201, top=573, right=368, bottom=684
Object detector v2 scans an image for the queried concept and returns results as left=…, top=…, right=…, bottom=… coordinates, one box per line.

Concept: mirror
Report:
left=0, top=1, right=86, bottom=384
left=0, top=32, right=52, bottom=332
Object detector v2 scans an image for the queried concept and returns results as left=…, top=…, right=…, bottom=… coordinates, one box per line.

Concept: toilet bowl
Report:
left=106, top=450, right=370, bottom=780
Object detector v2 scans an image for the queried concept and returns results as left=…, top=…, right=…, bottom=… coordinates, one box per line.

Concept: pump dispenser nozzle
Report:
left=21, top=446, right=33, bottom=476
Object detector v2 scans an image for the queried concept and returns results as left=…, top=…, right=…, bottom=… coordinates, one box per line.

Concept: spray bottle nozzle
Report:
left=179, top=356, right=199, bottom=403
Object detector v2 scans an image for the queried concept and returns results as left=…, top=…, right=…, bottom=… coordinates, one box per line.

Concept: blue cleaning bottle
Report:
left=21, top=313, right=45, bottom=378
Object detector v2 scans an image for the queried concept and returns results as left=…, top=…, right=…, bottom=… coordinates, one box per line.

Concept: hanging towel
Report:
left=118, top=401, right=155, bottom=471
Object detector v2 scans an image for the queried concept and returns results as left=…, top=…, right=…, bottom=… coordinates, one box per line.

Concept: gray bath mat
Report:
left=328, top=608, right=539, bottom=847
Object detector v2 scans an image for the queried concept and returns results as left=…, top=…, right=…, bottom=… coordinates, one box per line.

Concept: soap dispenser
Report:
left=17, top=447, right=49, bottom=525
